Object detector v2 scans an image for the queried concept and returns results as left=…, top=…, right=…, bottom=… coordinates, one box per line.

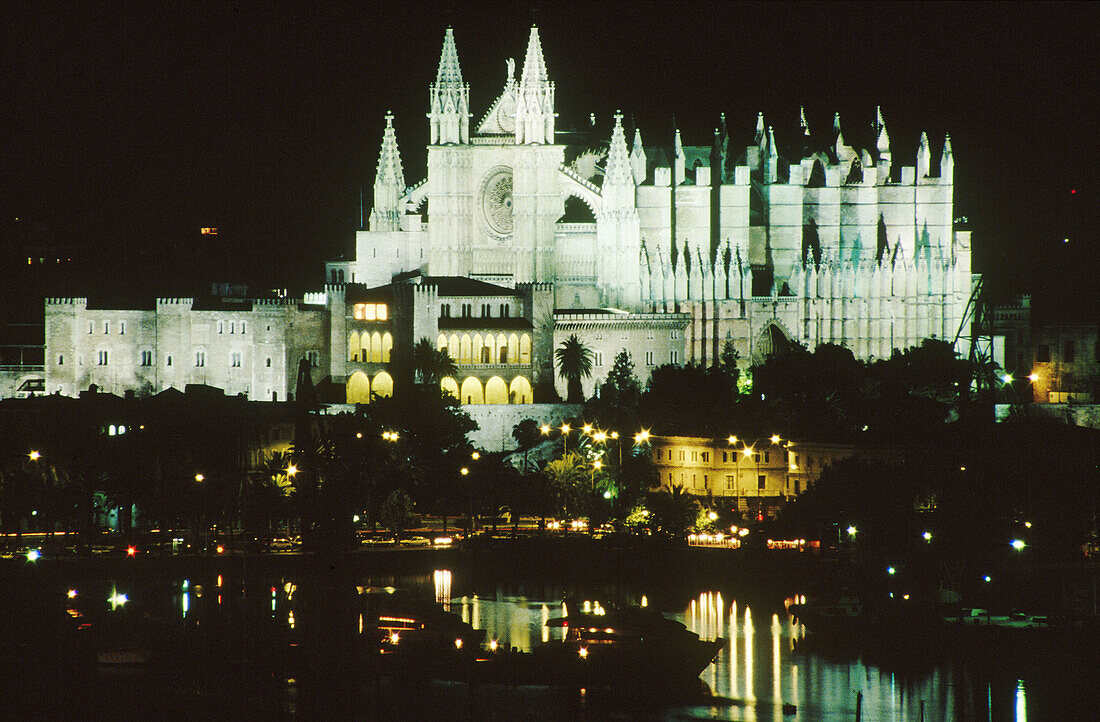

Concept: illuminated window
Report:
left=376, top=304, right=387, bottom=321
left=726, top=475, right=734, bottom=489
left=691, top=451, right=697, bottom=461
left=353, top=303, right=387, bottom=321
left=363, top=304, right=375, bottom=320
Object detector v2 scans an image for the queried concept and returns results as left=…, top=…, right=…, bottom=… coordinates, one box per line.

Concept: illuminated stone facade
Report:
left=332, top=25, right=977, bottom=389
left=44, top=296, right=327, bottom=400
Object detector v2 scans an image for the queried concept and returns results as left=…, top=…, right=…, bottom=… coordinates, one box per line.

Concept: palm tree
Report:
left=412, top=337, right=458, bottom=386
left=543, top=452, right=587, bottom=519
left=555, top=334, right=594, bottom=403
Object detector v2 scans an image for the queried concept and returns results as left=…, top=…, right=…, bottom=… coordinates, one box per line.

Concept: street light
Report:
left=286, top=465, right=298, bottom=477
left=28, top=450, right=41, bottom=461
left=195, top=474, right=205, bottom=483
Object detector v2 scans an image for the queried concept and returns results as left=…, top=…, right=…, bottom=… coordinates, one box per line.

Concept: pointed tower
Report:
left=515, top=26, right=555, bottom=144
left=428, top=28, right=470, bottom=145
left=765, top=126, right=779, bottom=183
left=800, top=106, right=812, bottom=158
left=598, top=112, right=642, bottom=306
left=940, top=133, right=954, bottom=183
left=672, top=127, right=686, bottom=185
left=875, top=106, right=892, bottom=177
left=630, top=127, right=647, bottom=184
left=369, top=112, right=405, bottom=232
left=917, top=131, right=931, bottom=179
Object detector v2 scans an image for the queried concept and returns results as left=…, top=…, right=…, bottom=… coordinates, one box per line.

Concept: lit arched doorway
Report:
left=440, top=376, right=459, bottom=400
left=460, top=377, right=484, bottom=405
left=484, top=376, right=508, bottom=404
left=372, top=371, right=394, bottom=399
left=509, top=376, right=533, bottom=404
left=346, top=371, right=370, bottom=404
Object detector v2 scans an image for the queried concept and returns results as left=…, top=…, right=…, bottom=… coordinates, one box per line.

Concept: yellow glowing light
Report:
left=742, top=447, right=754, bottom=458
left=489, top=639, right=498, bottom=651
left=28, top=450, right=41, bottom=461
left=67, top=589, right=78, bottom=599
left=194, top=474, right=204, bottom=482
left=1027, top=373, right=1039, bottom=382
left=727, top=435, right=738, bottom=445
left=454, top=638, right=463, bottom=649
left=610, top=431, right=618, bottom=440
left=578, top=646, right=588, bottom=658
left=471, top=451, right=480, bottom=460
left=540, top=424, right=551, bottom=435
left=593, top=431, right=607, bottom=443
left=593, top=460, right=603, bottom=470
left=561, top=424, right=571, bottom=434
left=582, top=424, right=593, bottom=435
left=390, top=632, right=400, bottom=644
left=770, top=435, right=781, bottom=444
left=460, top=468, right=469, bottom=476
left=286, top=464, right=298, bottom=476
left=356, top=432, right=363, bottom=439
left=707, top=511, right=718, bottom=521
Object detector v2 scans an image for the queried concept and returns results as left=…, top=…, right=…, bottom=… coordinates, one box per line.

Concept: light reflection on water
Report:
left=80, top=569, right=1047, bottom=721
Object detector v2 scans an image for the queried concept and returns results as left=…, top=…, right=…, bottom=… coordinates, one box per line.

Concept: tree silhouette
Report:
left=555, top=334, right=594, bottom=403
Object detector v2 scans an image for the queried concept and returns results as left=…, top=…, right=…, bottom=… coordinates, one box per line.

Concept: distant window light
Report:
left=201, top=227, right=218, bottom=235
left=353, top=303, right=388, bottom=321
left=691, top=451, right=697, bottom=461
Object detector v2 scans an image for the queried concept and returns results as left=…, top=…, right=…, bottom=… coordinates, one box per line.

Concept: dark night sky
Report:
left=2, top=2, right=1095, bottom=315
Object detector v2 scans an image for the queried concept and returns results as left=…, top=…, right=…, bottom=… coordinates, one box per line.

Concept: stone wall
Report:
left=464, top=403, right=581, bottom=452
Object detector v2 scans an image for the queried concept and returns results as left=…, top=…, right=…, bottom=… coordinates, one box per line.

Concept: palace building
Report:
left=43, top=26, right=975, bottom=405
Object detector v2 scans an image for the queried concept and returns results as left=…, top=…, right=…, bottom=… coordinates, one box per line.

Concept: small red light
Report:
left=126, top=546, right=136, bottom=556
left=1070, top=189, right=1076, bottom=194
left=271, top=586, right=277, bottom=594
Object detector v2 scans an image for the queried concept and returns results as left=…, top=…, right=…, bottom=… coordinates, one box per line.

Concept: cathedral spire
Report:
left=673, top=126, right=685, bottom=185
left=370, top=112, right=405, bottom=232
left=754, top=112, right=766, bottom=151
left=917, top=131, right=931, bottom=178
left=765, top=126, right=779, bottom=182
left=875, top=106, right=892, bottom=173
left=515, top=26, right=555, bottom=144
left=940, top=133, right=954, bottom=182
left=428, top=27, right=469, bottom=144
left=630, top=127, right=647, bottom=184
left=604, top=111, right=633, bottom=189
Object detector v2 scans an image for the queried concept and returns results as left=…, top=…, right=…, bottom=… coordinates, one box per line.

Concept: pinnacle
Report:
left=520, top=26, right=549, bottom=87
left=375, top=113, right=404, bottom=189
left=435, top=27, right=464, bottom=86
left=605, top=111, right=632, bottom=187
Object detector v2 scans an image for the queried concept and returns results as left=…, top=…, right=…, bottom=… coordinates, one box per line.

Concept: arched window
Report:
left=346, top=371, right=370, bottom=404
left=460, top=377, right=484, bottom=405
left=449, top=334, right=460, bottom=356
left=381, top=332, right=393, bottom=363
left=472, top=334, right=483, bottom=365
left=370, top=332, right=383, bottom=363
left=348, top=331, right=360, bottom=362
left=485, top=334, right=497, bottom=364
left=460, top=334, right=472, bottom=364
left=509, top=376, right=533, bottom=404
left=484, top=376, right=508, bottom=404
left=508, top=334, right=520, bottom=365
left=519, top=334, right=531, bottom=364
left=437, top=334, right=448, bottom=351
left=371, top=371, right=394, bottom=399
left=440, top=376, right=460, bottom=400
left=497, top=334, right=508, bottom=364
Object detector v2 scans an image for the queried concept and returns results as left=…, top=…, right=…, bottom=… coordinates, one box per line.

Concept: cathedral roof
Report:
left=424, top=276, right=520, bottom=297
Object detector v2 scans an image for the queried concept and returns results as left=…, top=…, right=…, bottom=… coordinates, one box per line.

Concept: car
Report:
left=269, top=537, right=297, bottom=552
left=400, top=536, right=432, bottom=547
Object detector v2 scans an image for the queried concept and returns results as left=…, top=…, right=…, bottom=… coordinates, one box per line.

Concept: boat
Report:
left=476, top=599, right=724, bottom=688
